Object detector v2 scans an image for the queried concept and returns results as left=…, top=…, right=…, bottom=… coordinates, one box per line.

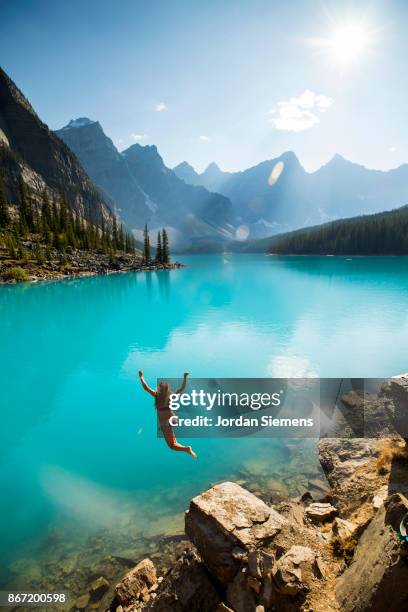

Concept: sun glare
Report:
left=329, top=24, right=370, bottom=64
left=308, top=20, right=375, bottom=70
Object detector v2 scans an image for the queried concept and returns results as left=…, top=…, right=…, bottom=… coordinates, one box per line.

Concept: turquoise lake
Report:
left=1, top=253, right=408, bottom=586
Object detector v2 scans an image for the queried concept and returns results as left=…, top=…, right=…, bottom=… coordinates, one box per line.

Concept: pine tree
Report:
left=5, top=233, right=16, bottom=258
left=143, top=224, right=151, bottom=264
left=161, top=227, right=170, bottom=264
left=118, top=224, right=125, bottom=251
left=34, top=240, right=45, bottom=265
left=155, top=231, right=162, bottom=263
left=51, top=199, right=59, bottom=232
left=42, top=191, right=51, bottom=228
left=18, top=179, right=31, bottom=234
left=112, top=217, right=118, bottom=250
left=59, top=197, right=68, bottom=232
left=0, top=175, right=10, bottom=228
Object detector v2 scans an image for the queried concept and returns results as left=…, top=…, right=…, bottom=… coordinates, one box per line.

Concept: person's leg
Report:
left=159, top=410, right=197, bottom=457
left=163, top=431, right=197, bottom=457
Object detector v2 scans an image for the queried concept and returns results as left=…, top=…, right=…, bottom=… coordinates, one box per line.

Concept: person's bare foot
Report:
left=188, top=446, right=197, bottom=458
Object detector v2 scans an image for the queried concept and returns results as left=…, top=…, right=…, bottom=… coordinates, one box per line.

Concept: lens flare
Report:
left=235, top=225, right=250, bottom=241
left=268, top=161, right=284, bottom=185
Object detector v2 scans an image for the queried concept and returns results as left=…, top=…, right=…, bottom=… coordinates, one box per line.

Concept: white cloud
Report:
left=389, top=146, right=397, bottom=153
left=269, top=89, right=333, bottom=132
left=199, top=135, right=210, bottom=142
left=131, top=133, right=147, bottom=141
left=155, top=102, right=167, bottom=112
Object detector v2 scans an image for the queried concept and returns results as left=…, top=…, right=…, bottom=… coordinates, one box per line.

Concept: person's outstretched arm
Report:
left=139, top=370, right=156, bottom=397
left=175, top=372, right=189, bottom=394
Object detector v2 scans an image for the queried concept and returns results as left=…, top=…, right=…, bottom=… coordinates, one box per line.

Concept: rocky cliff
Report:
left=0, top=67, right=113, bottom=224
left=102, top=376, right=408, bottom=612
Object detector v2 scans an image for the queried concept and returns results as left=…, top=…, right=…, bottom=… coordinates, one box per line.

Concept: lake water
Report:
left=1, top=254, right=408, bottom=591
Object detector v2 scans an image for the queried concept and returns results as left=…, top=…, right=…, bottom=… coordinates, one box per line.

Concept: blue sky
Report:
left=1, top=0, right=407, bottom=172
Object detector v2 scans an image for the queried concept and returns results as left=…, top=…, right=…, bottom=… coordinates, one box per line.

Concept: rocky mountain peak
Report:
left=174, top=160, right=195, bottom=172
left=62, top=117, right=97, bottom=130
left=173, top=161, right=200, bottom=184
left=204, top=161, right=221, bottom=173
left=122, top=143, right=163, bottom=167
left=279, top=150, right=300, bottom=164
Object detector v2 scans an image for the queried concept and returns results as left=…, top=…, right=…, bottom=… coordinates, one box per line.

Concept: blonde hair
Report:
left=155, top=381, right=172, bottom=408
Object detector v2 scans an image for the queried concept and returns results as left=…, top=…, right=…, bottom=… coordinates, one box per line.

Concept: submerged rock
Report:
left=89, top=575, right=110, bottom=602
left=73, top=592, right=89, bottom=610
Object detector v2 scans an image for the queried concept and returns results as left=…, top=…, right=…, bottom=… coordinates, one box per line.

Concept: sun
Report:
left=328, top=24, right=370, bottom=64
left=308, top=21, right=375, bottom=70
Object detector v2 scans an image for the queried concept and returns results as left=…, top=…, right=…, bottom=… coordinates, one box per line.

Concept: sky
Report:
left=0, top=0, right=407, bottom=173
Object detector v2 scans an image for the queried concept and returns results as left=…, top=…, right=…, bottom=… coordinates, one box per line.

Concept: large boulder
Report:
left=146, top=547, right=220, bottom=611
left=336, top=493, right=408, bottom=611
left=185, top=482, right=288, bottom=584
left=115, top=558, right=157, bottom=606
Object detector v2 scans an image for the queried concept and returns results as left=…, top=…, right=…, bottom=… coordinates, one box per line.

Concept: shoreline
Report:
left=106, top=376, right=408, bottom=612
left=0, top=259, right=184, bottom=285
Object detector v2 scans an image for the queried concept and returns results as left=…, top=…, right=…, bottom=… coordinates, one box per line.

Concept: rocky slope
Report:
left=56, top=120, right=236, bottom=250
left=0, top=68, right=113, bottom=226
left=99, top=375, right=408, bottom=612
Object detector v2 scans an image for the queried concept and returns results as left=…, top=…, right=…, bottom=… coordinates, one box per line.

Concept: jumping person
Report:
left=138, top=370, right=197, bottom=458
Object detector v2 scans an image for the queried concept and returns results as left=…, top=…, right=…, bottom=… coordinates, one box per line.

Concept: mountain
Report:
left=55, top=119, right=148, bottom=226
left=309, top=154, right=408, bottom=218
left=56, top=121, right=236, bottom=249
left=0, top=68, right=113, bottom=225
left=174, top=153, right=408, bottom=241
left=122, top=144, right=235, bottom=240
left=173, top=161, right=234, bottom=193
left=174, top=152, right=317, bottom=236
left=266, top=204, right=408, bottom=255
left=173, top=161, right=200, bottom=185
